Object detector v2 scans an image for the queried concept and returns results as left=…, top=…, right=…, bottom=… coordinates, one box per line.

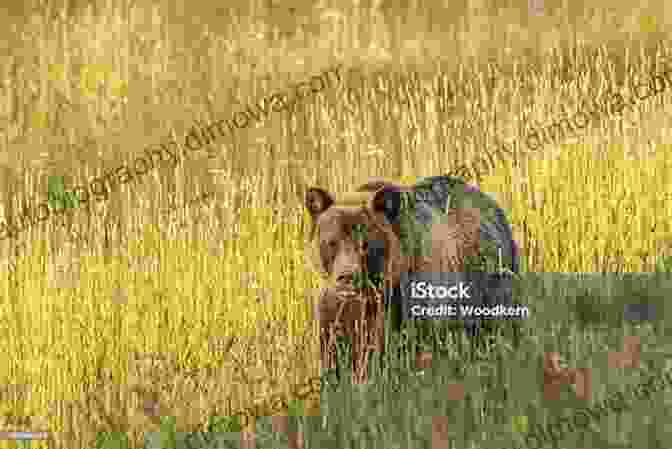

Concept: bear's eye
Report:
left=321, top=239, right=338, bottom=253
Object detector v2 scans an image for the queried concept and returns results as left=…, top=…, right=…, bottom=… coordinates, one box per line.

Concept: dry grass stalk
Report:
left=608, top=335, right=642, bottom=370
left=543, top=352, right=592, bottom=401
left=0, top=0, right=669, bottom=447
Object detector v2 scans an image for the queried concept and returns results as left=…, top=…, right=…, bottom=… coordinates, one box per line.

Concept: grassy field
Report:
left=0, top=0, right=671, bottom=447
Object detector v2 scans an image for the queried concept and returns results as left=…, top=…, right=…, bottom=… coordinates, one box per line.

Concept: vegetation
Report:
left=0, top=0, right=670, bottom=447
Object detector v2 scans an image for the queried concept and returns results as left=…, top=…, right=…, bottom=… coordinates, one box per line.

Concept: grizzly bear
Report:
left=306, top=175, right=520, bottom=384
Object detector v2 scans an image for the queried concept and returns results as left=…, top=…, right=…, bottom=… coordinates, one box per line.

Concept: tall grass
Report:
left=0, top=0, right=671, bottom=447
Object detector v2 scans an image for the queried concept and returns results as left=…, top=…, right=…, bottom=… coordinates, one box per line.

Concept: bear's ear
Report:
left=305, top=188, right=334, bottom=220
left=370, top=185, right=403, bottom=224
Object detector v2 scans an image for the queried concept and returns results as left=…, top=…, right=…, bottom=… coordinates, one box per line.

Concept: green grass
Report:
left=81, top=261, right=670, bottom=449
left=1, top=0, right=672, bottom=448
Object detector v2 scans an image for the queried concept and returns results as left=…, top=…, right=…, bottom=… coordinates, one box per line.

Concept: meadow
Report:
left=0, top=0, right=671, bottom=447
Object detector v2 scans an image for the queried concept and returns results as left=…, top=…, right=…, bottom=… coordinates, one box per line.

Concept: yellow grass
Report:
left=0, top=0, right=671, bottom=447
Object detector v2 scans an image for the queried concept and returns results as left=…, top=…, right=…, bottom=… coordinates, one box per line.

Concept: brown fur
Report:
left=316, top=287, right=384, bottom=382
left=306, top=181, right=481, bottom=382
